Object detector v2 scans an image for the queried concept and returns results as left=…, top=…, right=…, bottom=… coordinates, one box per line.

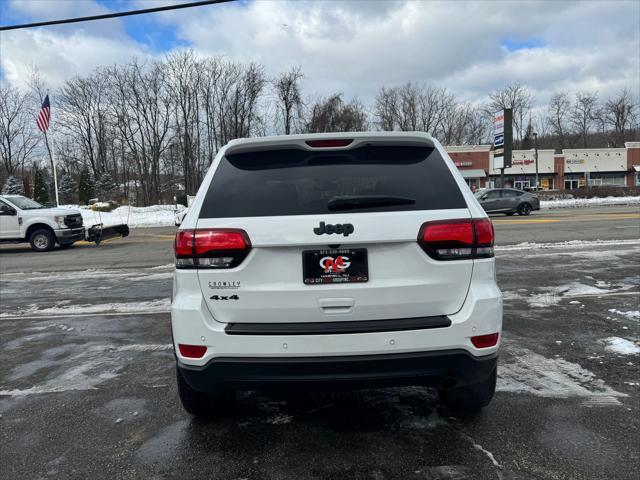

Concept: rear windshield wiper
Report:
left=327, top=195, right=416, bottom=211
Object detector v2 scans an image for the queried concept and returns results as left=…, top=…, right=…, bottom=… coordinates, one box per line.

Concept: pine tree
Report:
left=33, top=169, right=50, bottom=205
left=57, top=171, right=77, bottom=204
left=78, top=168, right=94, bottom=205
left=1, top=176, right=23, bottom=195
left=96, top=171, right=117, bottom=200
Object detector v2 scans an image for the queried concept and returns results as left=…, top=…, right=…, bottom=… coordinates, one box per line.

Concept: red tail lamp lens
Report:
left=174, top=230, right=195, bottom=257
left=471, top=333, right=500, bottom=348
left=305, top=139, right=353, bottom=148
left=420, top=219, right=475, bottom=245
left=178, top=344, right=207, bottom=358
left=193, top=229, right=249, bottom=255
left=474, top=218, right=494, bottom=245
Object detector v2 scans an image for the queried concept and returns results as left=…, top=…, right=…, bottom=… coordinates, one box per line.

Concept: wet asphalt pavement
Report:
left=0, top=208, right=639, bottom=479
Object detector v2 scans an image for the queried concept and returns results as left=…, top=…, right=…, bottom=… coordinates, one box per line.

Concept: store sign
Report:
left=454, top=161, right=473, bottom=167
left=512, top=159, right=535, bottom=166
left=566, top=159, right=585, bottom=165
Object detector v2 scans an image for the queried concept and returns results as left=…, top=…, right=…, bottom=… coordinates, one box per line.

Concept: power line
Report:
left=0, top=0, right=234, bottom=31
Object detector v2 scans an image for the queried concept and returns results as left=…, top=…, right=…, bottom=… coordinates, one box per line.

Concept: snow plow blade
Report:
left=86, top=224, right=130, bottom=245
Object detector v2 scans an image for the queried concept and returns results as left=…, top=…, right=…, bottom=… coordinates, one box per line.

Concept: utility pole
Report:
left=533, top=132, right=539, bottom=190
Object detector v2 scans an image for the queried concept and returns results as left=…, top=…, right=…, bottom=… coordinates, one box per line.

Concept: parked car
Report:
left=172, top=132, right=502, bottom=416
left=0, top=195, right=84, bottom=251
left=474, top=188, right=540, bottom=216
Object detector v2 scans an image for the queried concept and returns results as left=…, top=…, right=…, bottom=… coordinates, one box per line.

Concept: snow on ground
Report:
left=60, top=204, right=183, bottom=228
left=608, top=309, right=640, bottom=320
left=495, top=239, right=640, bottom=252
left=541, top=196, right=640, bottom=209
left=502, top=280, right=638, bottom=308
left=0, top=298, right=171, bottom=318
left=603, top=337, right=640, bottom=355
left=498, top=344, right=626, bottom=404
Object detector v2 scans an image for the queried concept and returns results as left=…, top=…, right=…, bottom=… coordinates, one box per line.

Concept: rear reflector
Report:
left=178, top=344, right=207, bottom=358
left=418, top=218, right=494, bottom=260
left=175, top=229, right=251, bottom=269
left=305, top=139, right=353, bottom=148
left=471, top=333, right=500, bottom=348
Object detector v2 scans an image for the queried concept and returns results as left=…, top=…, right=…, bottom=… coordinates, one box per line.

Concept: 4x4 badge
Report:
left=314, top=221, right=354, bottom=237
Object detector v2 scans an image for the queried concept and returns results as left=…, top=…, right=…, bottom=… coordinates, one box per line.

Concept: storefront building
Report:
left=446, top=142, right=640, bottom=191
left=446, top=145, right=491, bottom=191
left=489, top=149, right=555, bottom=189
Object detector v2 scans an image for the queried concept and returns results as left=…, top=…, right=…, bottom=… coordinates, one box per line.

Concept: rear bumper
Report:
left=54, top=227, right=85, bottom=245
left=178, top=349, right=498, bottom=393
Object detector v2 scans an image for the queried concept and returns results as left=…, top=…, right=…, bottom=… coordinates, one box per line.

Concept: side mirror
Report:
left=0, top=205, right=16, bottom=215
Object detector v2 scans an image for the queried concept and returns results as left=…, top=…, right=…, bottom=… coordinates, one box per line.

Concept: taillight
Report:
left=174, top=229, right=251, bottom=269
left=305, top=139, right=353, bottom=148
left=471, top=333, right=500, bottom=348
left=418, top=218, right=494, bottom=260
left=178, top=344, right=207, bottom=358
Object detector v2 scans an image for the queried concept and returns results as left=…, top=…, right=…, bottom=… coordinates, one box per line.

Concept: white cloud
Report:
left=1, top=0, right=638, bottom=107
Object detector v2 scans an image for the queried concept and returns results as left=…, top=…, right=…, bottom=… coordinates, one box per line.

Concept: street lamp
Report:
left=533, top=132, right=539, bottom=190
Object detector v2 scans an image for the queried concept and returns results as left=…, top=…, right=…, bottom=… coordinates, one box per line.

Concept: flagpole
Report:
left=51, top=137, right=59, bottom=207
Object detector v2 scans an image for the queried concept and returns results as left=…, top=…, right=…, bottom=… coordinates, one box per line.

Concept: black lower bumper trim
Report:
left=225, top=316, right=451, bottom=335
left=178, top=349, right=497, bottom=393
left=54, top=228, right=85, bottom=245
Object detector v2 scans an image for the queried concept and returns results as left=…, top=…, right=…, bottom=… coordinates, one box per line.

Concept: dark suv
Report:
left=474, top=188, right=540, bottom=216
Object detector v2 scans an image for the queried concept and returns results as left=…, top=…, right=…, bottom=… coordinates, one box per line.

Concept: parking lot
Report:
left=1, top=205, right=639, bottom=479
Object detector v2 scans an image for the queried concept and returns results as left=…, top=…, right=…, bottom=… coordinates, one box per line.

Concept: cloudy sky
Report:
left=0, top=0, right=638, bottom=107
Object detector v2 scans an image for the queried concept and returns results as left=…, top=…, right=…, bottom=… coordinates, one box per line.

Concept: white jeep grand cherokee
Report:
left=172, top=132, right=502, bottom=416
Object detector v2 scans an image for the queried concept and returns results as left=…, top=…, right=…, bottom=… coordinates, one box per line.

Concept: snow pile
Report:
left=603, top=337, right=640, bottom=355
left=541, top=196, right=640, bottom=209
left=61, top=204, right=183, bottom=228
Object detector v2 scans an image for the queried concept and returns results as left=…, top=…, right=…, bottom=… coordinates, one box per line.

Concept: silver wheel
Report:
left=29, top=229, right=55, bottom=252
left=33, top=234, right=49, bottom=249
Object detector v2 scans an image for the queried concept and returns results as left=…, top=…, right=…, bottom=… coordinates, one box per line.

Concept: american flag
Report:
left=36, top=95, right=51, bottom=132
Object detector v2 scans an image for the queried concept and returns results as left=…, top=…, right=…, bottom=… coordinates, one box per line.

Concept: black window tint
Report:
left=200, top=146, right=466, bottom=218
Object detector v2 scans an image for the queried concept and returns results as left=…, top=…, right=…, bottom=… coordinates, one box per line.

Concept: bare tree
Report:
left=108, top=60, right=172, bottom=205
left=57, top=69, right=112, bottom=175
left=488, top=82, right=532, bottom=147
left=305, top=94, right=368, bottom=133
left=571, top=90, right=598, bottom=147
left=273, top=66, right=304, bottom=134
left=0, top=86, right=40, bottom=176
left=604, top=88, right=637, bottom=146
left=547, top=92, right=572, bottom=148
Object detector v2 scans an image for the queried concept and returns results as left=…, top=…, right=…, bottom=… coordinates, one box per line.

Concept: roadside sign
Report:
left=493, top=108, right=512, bottom=171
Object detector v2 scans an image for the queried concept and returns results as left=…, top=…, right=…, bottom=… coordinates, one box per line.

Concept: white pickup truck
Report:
left=0, top=194, right=85, bottom=251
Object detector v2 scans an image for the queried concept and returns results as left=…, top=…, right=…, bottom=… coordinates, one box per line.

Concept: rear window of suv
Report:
left=200, top=145, right=466, bottom=218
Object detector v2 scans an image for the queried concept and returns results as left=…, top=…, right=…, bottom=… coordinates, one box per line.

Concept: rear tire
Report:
left=439, top=367, right=496, bottom=412
left=29, top=229, right=55, bottom=252
left=176, top=367, right=232, bottom=417
left=517, top=203, right=532, bottom=216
